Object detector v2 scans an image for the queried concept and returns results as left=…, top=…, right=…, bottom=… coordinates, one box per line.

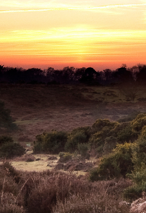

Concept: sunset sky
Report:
left=0, top=0, right=146, bottom=70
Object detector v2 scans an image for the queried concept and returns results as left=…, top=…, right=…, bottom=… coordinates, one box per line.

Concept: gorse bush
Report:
left=91, top=119, right=116, bottom=134
left=0, top=136, right=13, bottom=147
left=65, top=127, right=90, bottom=152
left=124, top=166, right=146, bottom=201
left=32, top=114, right=146, bottom=156
left=77, top=143, right=90, bottom=159
left=0, top=142, right=25, bottom=159
left=89, top=119, right=137, bottom=155
left=0, top=136, right=25, bottom=159
left=131, top=113, right=146, bottom=132
left=89, top=143, right=134, bottom=181
left=33, top=131, right=67, bottom=154
left=59, top=152, right=72, bottom=162
left=65, top=131, right=86, bottom=152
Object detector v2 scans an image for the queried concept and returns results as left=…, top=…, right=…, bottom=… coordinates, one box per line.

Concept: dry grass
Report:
left=0, top=161, right=132, bottom=213
left=0, top=84, right=146, bottom=144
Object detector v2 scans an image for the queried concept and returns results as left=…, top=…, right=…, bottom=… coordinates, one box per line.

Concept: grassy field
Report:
left=0, top=83, right=146, bottom=144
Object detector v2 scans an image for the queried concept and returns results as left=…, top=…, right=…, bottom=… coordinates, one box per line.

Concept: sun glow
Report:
left=0, top=0, right=146, bottom=69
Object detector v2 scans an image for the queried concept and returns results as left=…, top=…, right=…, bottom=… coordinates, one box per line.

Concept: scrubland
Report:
left=1, top=84, right=146, bottom=212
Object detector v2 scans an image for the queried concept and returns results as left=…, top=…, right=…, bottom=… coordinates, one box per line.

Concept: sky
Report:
left=0, top=0, right=146, bottom=70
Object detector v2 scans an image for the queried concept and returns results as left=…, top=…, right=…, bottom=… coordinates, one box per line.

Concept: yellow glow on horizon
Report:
left=1, top=1, right=146, bottom=69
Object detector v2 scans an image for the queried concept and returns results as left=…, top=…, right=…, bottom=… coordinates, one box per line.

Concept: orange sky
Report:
left=0, top=0, right=146, bottom=70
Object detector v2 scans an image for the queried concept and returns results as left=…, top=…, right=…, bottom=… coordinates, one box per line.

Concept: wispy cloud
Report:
left=0, top=3, right=146, bottom=13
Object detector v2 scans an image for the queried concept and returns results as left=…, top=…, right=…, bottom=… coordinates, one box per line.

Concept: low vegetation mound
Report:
left=33, top=131, right=67, bottom=154
left=0, top=136, right=25, bottom=159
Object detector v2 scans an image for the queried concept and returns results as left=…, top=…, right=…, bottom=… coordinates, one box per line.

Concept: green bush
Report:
left=124, top=184, right=146, bottom=201
left=33, top=131, right=67, bottom=154
left=0, top=142, right=25, bottom=159
left=65, top=127, right=90, bottom=152
left=124, top=166, right=146, bottom=201
left=132, top=138, right=146, bottom=168
left=116, top=123, right=137, bottom=143
left=77, top=143, right=90, bottom=159
left=103, top=136, right=117, bottom=154
left=0, top=136, right=13, bottom=147
left=59, top=152, right=72, bottom=162
left=131, top=113, right=146, bottom=132
left=89, top=143, right=134, bottom=181
left=91, top=119, right=116, bottom=134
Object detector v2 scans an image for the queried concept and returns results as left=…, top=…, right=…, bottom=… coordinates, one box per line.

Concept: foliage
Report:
left=0, top=136, right=13, bottom=147
left=91, top=119, right=116, bottom=134
left=0, top=143, right=25, bottom=159
left=59, top=152, right=72, bottom=162
left=131, top=113, right=146, bottom=132
left=0, top=101, right=17, bottom=130
left=132, top=127, right=146, bottom=168
left=124, top=166, right=146, bottom=201
left=89, top=119, right=137, bottom=155
left=33, top=131, right=67, bottom=154
left=77, top=143, right=90, bottom=159
left=65, top=127, right=90, bottom=152
left=89, top=143, right=134, bottom=181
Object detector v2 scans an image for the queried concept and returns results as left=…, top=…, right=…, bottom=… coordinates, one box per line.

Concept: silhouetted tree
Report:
left=136, top=65, right=146, bottom=85
left=112, top=66, right=134, bottom=85
left=80, top=67, right=97, bottom=85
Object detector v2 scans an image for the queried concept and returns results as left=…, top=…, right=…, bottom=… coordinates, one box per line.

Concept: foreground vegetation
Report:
left=1, top=82, right=146, bottom=211
left=32, top=112, right=146, bottom=202
left=0, top=161, right=131, bottom=213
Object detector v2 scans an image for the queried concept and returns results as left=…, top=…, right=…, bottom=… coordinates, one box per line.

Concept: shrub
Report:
left=89, top=143, right=134, bottom=181
left=131, top=113, right=146, bottom=132
left=0, top=203, right=25, bottom=213
left=89, top=120, right=135, bottom=155
left=65, top=127, right=90, bottom=152
left=116, top=123, right=137, bottom=143
left=53, top=179, right=131, bottom=213
left=132, top=138, right=146, bottom=168
left=124, top=184, right=146, bottom=201
left=59, top=152, right=72, bottom=163
left=0, top=136, right=13, bottom=147
left=91, top=119, right=116, bottom=133
left=33, top=131, right=67, bottom=154
left=124, top=166, right=146, bottom=201
left=0, top=142, right=25, bottom=159
left=103, top=136, right=117, bottom=155
left=77, top=143, right=90, bottom=159
left=26, top=172, right=94, bottom=213
left=0, top=101, right=17, bottom=130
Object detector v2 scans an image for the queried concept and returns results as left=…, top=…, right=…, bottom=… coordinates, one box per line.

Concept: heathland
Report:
left=1, top=65, right=146, bottom=212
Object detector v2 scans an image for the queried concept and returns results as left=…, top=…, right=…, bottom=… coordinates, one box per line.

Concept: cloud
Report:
left=0, top=3, right=146, bottom=13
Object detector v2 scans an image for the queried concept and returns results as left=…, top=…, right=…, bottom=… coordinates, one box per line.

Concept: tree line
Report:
left=0, top=64, right=146, bottom=86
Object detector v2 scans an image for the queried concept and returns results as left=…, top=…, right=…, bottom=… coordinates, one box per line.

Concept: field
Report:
left=1, top=83, right=146, bottom=144
left=1, top=84, right=146, bottom=212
